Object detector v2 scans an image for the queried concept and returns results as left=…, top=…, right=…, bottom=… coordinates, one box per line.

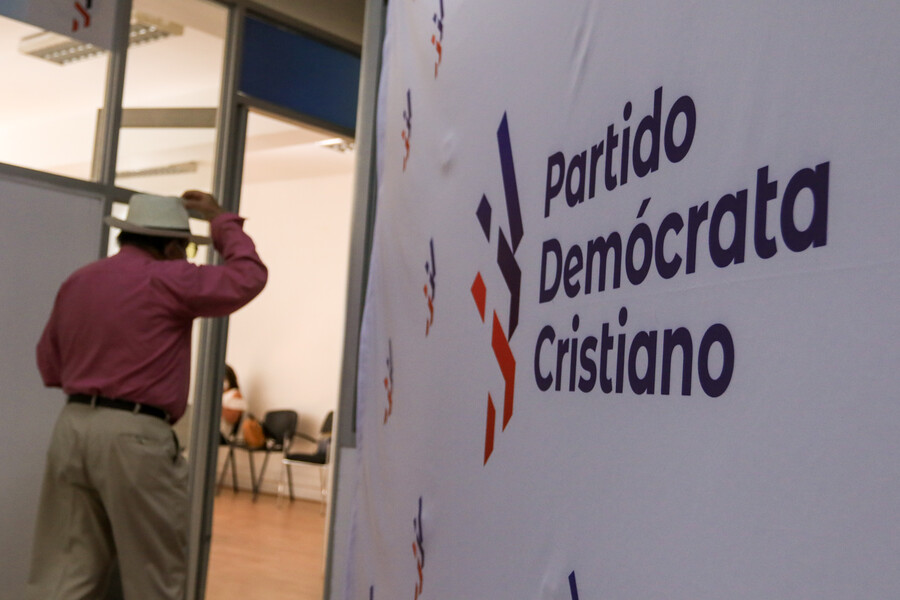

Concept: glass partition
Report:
left=115, top=0, right=228, bottom=195
left=0, top=14, right=109, bottom=179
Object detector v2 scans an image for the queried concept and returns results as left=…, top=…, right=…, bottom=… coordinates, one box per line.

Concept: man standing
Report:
left=28, top=191, right=267, bottom=599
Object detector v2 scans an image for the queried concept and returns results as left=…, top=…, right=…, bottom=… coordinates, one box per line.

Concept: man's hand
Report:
left=182, top=190, right=225, bottom=221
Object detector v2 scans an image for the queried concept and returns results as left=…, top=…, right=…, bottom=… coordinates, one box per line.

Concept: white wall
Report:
left=220, top=172, right=355, bottom=498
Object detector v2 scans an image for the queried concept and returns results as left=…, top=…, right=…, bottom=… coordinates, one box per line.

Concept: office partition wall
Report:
left=0, top=180, right=103, bottom=598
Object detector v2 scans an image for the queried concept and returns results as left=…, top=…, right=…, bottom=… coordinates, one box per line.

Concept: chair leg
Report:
left=276, top=463, right=286, bottom=505
left=248, top=450, right=258, bottom=502
left=286, top=463, right=295, bottom=502
left=254, top=449, right=271, bottom=502
left=215, top=456, right=226, bottom=495
left=216, top=446, right=235, bottom=495
left=228, top=446, right=238, bottom=492
left=318, top=467, right=327, bottom=515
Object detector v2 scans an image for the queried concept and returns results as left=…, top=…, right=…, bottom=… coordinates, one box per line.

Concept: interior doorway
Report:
left=205, top=109, right=356, bottom=597
left=227, top=111, right=355, bottom=452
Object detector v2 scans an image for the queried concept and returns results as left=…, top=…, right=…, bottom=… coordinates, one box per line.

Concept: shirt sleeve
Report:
left=158, top=213, right=269, bottom=318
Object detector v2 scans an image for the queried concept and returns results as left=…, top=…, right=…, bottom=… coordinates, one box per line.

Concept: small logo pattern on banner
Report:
left=402, top=90, right=413, bottom=171
left=383, top=339, right=394, bottom=424
left=424, top=239, right=436, bottom=336
left=431, top=0, right=444, bottom=77
left=73, top=0, right=93, bottom=31
left=472, top=113, right=523, bottom=464
left=412, top=496, right=425, bottom=599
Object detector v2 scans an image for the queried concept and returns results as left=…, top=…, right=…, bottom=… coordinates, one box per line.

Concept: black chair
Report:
left=279, top=411, right=333, bottom=508
left=216, top=417, right=242, bottom=494
left=229, top=409, right=297, bottom=501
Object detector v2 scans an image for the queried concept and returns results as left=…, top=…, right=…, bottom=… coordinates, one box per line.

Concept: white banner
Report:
left=346, top=2, right=900, bottom=598
left=1, top=0, right=118, bottom=50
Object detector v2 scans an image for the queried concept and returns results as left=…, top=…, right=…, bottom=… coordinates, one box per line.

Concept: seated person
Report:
left=220, top=364, right=247, bottom=442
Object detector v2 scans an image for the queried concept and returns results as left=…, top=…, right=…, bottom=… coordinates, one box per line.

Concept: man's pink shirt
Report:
left=36, top=214, right=267, bottom=422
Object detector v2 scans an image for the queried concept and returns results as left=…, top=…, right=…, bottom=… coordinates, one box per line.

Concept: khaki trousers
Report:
left=26, top=402, right=189, bottom=600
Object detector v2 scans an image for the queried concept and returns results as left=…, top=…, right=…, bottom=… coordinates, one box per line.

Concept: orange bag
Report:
left=241, top=414, right=265, bottom=449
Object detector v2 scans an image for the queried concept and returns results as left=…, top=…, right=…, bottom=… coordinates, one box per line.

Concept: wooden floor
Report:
left=205, top=491, right=327, bottom=600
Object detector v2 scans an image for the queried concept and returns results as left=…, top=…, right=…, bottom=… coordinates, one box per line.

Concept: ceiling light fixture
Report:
left=116, top=161, right=199, bottom=179
left=18, top=12, right=184, bottom=66
left=317, top=138, right=355, bottom=153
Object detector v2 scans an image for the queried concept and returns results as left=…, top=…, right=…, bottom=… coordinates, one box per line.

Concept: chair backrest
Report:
left=320, top=411, right=334, bottom=435
left=262, top=410, right=298, bottom=445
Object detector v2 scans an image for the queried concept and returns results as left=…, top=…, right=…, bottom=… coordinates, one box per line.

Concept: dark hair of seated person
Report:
left=224, top=364, right=239, bottom=391
left=117, top=231, right=180, bottom=257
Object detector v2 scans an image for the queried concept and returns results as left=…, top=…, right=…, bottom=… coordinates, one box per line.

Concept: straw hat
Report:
left=104, top=194, right=212, bottom=244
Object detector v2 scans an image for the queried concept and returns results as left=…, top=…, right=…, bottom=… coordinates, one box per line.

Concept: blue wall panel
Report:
left=241, top=17, right=360, bottom=134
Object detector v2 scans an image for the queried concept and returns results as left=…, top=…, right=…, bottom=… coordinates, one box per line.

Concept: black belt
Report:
left=68, top=394, right=170, bottom=423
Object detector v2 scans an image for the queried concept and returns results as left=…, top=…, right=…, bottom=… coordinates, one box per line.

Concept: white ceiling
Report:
left=0, top=0, right=356, bottom=187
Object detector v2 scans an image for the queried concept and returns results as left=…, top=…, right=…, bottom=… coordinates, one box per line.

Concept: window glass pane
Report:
left=0, top=13, right=109, bottom=179
left=115, top=0, right=228, bottom=195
